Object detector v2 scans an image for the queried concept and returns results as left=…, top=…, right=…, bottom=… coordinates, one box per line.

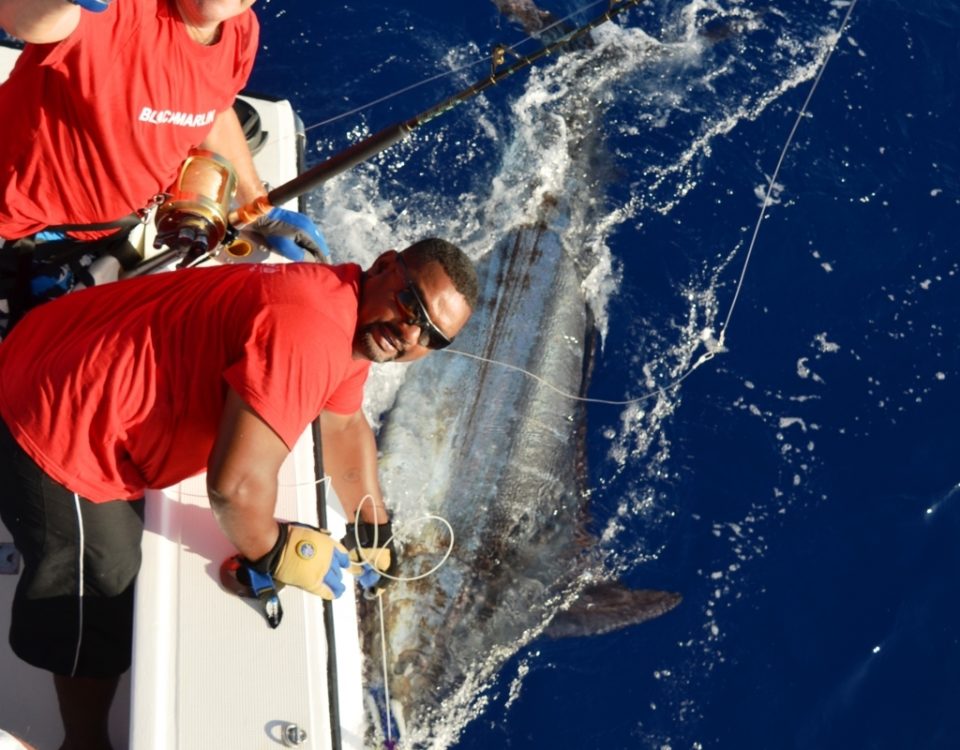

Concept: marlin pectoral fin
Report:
left=543, top=583, right=682, bottom=639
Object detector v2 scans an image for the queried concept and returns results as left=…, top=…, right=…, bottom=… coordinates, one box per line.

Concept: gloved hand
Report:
left=342, top=521, right=398, bottom=593
left=69, top=0, right=112, bottom=11
left=251, top=522, right=351, bottom=599
left=248, top=207, right=331, bottom=261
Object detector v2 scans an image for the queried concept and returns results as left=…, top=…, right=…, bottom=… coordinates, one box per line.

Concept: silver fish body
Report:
left=362, top=216, right=679, bottom=745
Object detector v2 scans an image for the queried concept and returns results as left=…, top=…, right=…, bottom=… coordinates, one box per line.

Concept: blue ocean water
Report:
left=252, top=1, right=960, bottom=747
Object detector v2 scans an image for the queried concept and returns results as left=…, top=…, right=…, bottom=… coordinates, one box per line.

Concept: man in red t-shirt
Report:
left=0, top=237, right=479, bottom=748
left=0, top=0, right=327, bottom=331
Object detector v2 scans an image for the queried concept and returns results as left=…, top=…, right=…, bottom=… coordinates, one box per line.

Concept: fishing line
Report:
left=304, top=62, right=492, bottom=134
left=442, top=0, right=860, bottom=409
left=714, top=0, right=860, bottom=351
left=444, top=347, right=690, bottom=406
left=350, top=495, right=455, bottom=750
left=283, top=0, right=619, bottom=145
left=351, top=494, right=455, bottom=585
left=302, top=0, right=612, bottom=134
left=377, top=592, right=395, bottom=748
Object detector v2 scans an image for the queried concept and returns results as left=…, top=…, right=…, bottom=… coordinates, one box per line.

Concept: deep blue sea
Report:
left=251, top=1, right=960, bottom=747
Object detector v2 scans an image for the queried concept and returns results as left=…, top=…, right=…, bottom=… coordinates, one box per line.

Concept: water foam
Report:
left=304, top=2, right=845, bottom=746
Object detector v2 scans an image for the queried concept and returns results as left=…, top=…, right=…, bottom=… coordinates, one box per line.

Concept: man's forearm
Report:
left=320, top=410, right=390, bottom=525
left=206, top=388, right=289, bottom=562
left=0, top=0, right=81, bottom=43
left=208, top=482, right=282, bottom=562
left=201, top=106, right=265, bottom=205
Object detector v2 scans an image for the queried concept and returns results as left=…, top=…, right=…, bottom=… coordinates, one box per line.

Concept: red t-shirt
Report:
left=0, top=0, right=258, bottom=239
left=0, top=263, right=370, bottom=501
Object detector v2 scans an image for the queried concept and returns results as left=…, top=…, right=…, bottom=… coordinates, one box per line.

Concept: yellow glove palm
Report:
left=272, top=523, right=351, bottom=600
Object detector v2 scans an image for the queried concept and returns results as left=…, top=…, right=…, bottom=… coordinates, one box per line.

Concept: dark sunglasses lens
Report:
left=396, top=287, right=450, bottom=350
left=396, top=288, right=418, bottom=321
left=427, top=330, right=451, bottom=350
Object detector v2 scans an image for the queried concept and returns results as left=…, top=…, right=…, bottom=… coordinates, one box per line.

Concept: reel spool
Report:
left=154, top=148, right=237, bottom=257
left=214, top=228, right=274, bottom=265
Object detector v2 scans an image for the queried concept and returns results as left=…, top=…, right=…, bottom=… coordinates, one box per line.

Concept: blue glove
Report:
left=249, top=207, right=330, bottom=261
left=355, top=563, right=383, bottom=590
left=69, top=0, right=112, bottom=11
left=342, top=521, right=398, bottom=593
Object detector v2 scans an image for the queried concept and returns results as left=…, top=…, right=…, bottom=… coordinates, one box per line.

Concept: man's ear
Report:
left=368, top=248, right=399, bottom=276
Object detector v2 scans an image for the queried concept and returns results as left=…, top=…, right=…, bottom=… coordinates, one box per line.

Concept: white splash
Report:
left=303, top=1, right=847, bottom=745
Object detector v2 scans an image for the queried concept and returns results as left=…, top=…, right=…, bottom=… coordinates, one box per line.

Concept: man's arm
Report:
left=207, top=387, right=288, bottom=560
left=201, top=105, right=265, bottom=205
left=202, top=104, right=330, bottom=259
left=320, top=409, right=390, bottom=525
left=0, top=0, right=81, bottom=43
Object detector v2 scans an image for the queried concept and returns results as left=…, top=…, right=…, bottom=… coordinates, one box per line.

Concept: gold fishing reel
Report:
left=154, top=148, right=238, bottom=257
left=153, top=148, right=277, bottom=264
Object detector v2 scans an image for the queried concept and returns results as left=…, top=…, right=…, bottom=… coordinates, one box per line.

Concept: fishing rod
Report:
left=233, top=0, right=645, bottom=225
left=135, top=0, right=645, bottom=273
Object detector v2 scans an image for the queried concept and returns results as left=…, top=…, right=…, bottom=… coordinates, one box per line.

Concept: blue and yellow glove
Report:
left=248, top=207, right=330, bottom=261
left=251, top=522, right=350, bottom=599
left=342, top=521, right=398, bottom=593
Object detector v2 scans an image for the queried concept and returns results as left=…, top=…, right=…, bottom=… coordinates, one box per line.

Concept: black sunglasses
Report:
left=395, top=256, right=453, bottom=350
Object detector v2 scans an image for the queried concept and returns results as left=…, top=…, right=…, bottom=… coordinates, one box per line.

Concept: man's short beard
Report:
left=357, top=329, right=397, bottom=364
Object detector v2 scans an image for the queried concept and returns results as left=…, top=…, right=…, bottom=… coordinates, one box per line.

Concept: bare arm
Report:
left=201, top=105, right=265, bottom=205
left=0, top=0, right=80, bottom=43
left=320, top=409, right=390, bottom=525
left=207, top=387, right=289, bottom=561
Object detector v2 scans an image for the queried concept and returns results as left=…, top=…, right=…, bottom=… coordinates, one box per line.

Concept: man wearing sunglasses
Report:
left=0, top=237, right=478, bottom=749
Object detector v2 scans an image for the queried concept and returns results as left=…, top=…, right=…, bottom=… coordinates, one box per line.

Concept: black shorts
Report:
left=0, top=419, right=144, bottom=678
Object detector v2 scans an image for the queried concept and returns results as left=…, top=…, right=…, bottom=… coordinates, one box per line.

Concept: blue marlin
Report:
left=357, top=4, right=681, bottom=747
left=363, top=204, right=680, bottom=746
